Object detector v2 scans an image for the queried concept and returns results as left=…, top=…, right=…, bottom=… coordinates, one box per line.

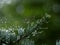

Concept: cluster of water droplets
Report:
left=0, top=12, right=51, bottom=44
left=29, top=13, right=51, bottom=37
left=0, top=26, right=25, bottom=44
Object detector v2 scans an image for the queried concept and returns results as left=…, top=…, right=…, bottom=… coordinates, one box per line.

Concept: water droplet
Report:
left=6, top=30, right=8, bottom=32
left=18, top=28, right=24, bottom=35
left=32, top=30, right=37, bottom=36
left=45, top=13, right=51, bottom=18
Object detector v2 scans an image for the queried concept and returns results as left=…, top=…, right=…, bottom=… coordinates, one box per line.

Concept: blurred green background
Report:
left=0, top=0, right=60, bottom=45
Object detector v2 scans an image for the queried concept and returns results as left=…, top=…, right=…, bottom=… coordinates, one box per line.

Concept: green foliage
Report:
left=0, top=0, right=60, bottom=45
